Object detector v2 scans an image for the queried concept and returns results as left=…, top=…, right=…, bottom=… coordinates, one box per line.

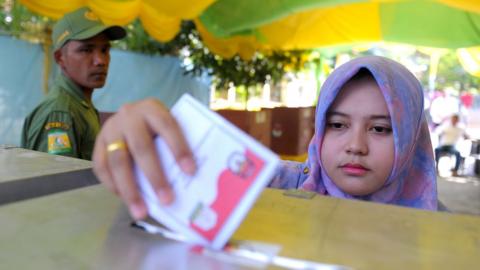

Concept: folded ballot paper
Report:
left=135, top=94, right=280, bottom=250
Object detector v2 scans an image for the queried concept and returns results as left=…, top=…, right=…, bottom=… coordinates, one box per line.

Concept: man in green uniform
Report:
left=21, top=7, right=126, bottom=160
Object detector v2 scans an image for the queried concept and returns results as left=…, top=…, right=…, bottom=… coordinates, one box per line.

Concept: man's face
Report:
left=55, top=33, right=111, bottom=91
left=451, top=115, right=459, bottom=125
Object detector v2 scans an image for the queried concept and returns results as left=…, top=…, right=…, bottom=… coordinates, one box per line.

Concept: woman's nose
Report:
left=346, top=128, right=368, bottom=155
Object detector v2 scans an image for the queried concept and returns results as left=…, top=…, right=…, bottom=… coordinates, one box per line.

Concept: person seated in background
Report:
left=434, top=114, right=469, bottom=176
left=92, top=56, right=438, bottom=220
left=21, top=7, right=126, bottom=160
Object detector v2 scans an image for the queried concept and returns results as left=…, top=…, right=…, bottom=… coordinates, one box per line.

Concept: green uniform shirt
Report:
left=21, top=73, right=100, bottom=160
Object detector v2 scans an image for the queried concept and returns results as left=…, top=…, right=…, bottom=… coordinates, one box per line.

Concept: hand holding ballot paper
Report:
left=136, top=95, right=279, bottom=249
left=93, top=94, right=279, bottom=249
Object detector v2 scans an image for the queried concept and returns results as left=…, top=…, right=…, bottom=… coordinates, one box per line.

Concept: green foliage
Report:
left=0, top=1, right=51, bottom=43
left=115, top=20, right=193, bottom=56
left=186, top=47, right=310, bottom=90
left=343, top=46, right=480, bottom=94
left=436, top=51, right=480, bottom=92
left=115, top=20, right=313, bottom=90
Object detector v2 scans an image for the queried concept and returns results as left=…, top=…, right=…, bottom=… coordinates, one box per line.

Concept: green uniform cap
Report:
left=52, top=6, right=126, bottom=50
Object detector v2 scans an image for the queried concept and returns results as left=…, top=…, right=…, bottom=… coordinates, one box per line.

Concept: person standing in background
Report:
left=21, top=7, right=126, bottom=160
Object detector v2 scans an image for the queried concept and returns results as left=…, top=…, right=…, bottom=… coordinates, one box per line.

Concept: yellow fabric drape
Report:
left=19, top=0, right=84, bottom=19
left=195, top=20, right=263, bottom=60
left=20, top=0, right=216, bottom=25
left=142, top=0, right=216, bottom=19
left=18, top=0, right=480, bottom=64
left=193, top=2, right=382, bottom=58
left=139, top=2, right=181, bottom=42
left=259, top=2, right=382, bottom=50
left=457, top=47, right=480, bottom=77
left=87, top=0, right=140, bottom=26
left=194, top=0, right=480, bottom=61
left=437, top=0, right=480, bottom=14
left=19, top=0, right=219, bottom=45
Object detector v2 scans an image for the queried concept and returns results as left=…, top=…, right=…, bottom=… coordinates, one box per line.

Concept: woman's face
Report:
left=320, top=78, right=394, bottom=196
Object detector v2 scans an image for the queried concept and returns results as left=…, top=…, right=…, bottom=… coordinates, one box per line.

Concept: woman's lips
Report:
left=341, top=163, right=369, bottom=176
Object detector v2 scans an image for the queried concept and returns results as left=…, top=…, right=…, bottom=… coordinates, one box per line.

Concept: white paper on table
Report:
left=135, top=94, right=280, bottom=250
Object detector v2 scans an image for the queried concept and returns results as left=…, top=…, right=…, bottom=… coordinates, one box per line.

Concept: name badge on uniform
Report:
left=48, top=130, right=72, bottom=154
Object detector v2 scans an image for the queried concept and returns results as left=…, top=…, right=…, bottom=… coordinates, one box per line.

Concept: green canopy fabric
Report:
left=199, top=0, right=480, bottom=49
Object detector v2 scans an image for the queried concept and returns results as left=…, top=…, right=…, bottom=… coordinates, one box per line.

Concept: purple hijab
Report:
left=301, top=56, right=437, bottom=210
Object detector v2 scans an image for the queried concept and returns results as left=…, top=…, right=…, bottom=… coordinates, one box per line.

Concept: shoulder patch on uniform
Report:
left=48, top=130, right=72, bottom=154
left=45, top=122, right=70, bottom=130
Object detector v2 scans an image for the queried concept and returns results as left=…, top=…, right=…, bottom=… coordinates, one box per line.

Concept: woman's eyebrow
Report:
left=370, top=115, right=391, bottom=121
left=327, top=111, right=390, bottom=120
left=326, top=111, right=348, bottom=117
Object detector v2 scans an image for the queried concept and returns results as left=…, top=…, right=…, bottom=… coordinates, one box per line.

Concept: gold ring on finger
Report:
left=106, top=139, right=128, bottom=153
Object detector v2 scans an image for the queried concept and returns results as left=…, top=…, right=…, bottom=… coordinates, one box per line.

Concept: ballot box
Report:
left=216, top=109, right=271, bottom=147
left=0, top=146, right=97, bottom=205
left=269, top=106, right=315, bottom=156
left=1, top=184, right=479, bottom=269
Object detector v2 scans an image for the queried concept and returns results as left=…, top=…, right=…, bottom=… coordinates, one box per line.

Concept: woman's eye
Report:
left=372, top=126, right=392, bottom=134
left=327, top=122, right=345, bottom=129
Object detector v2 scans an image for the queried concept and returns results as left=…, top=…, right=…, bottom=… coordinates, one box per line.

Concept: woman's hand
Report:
left=92, top=99, right=196, bottom=220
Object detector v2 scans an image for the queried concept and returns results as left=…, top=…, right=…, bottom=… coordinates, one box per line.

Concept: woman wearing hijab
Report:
left=270, top=56, right=437, bottom=210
